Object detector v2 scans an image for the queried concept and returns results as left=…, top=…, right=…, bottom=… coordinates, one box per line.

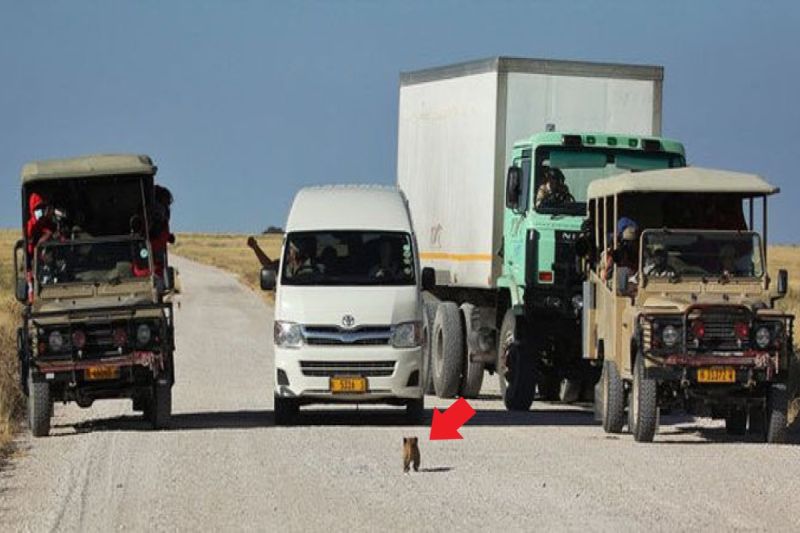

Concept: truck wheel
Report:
left=538, top=375, right=560, bottom=401
left=274, top=395, right=299, bottom=426
left=559, top=379, right=582, bottom=404
left=431, top=302, right=464, bottom=398
left=421, top=301, right=438, bottom=395
left=725, top=408, right=747, bottom=436
left=27, top=371, right=51, bottom=438
left=149, top=384, right=172, bottom=430
left=748, top=404, right=765, bottom=435
left=600, top=360, right=625, bottom=434
left=497, top=310, right=536, bottom=411
left=459, top=304, right=485, bottom=399
left=629, top=356, right=658, bottom=442
left=764, top=383, right=788, bottom=444
left=405, top=397, right=425, bottom=424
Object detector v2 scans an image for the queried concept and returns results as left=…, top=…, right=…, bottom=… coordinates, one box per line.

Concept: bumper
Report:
left=644, top=352, right=781, bottom=385
left=34, top=351, right=164, bottom=378
left=274, top=345, right=423, bottom=402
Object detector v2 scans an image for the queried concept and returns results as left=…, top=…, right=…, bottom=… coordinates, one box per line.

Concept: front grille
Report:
left=300, top=361, right=396, bottom=377
left=687, top=308, right=750, bottom=352
left=554, top=231, right=581, bottom=286
left=303, top=325, right=392, bottom=346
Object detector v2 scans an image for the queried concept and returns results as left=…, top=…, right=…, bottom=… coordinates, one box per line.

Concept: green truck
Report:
left=397, top=57, right=686, bottom=409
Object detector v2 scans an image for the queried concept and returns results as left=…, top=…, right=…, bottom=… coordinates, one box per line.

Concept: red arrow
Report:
left=429, top=397, right=476, bottom=440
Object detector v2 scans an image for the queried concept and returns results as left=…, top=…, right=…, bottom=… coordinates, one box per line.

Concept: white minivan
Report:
left=260, top=185, right=429, bottom=424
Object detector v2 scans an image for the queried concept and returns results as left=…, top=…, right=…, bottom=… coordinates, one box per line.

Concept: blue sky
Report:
left=0, top=1, right=798, bottom=242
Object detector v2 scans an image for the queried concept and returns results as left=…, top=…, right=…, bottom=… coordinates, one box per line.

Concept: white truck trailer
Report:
left=398, top=57, right=687, bottom=408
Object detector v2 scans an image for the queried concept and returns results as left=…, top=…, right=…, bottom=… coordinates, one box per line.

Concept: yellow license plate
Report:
left=84, top=366, right=120, bottom=381
left=697, top=367, right=736, bottom=383
left=330, top=376, right=367, bottom=394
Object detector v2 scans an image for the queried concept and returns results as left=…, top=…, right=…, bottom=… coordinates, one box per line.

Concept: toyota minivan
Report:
left=261, top=185, right=428, bottom=424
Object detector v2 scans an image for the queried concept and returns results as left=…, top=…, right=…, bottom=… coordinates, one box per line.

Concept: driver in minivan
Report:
left=285, top=236, right=318, bottom=278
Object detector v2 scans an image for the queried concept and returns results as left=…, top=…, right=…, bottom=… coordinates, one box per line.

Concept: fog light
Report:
left=136, top=324, right=152, bottom=346
left=662, top=325, right=679, bottom=347
left=755, top=326, right=771, bottom=349
left=48, top=331, right=64, bottom=352
left=71, top=330, right=86, bottom=350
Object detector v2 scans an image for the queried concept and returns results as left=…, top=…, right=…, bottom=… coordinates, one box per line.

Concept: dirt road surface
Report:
left=2, top=257, right=800, bottom=532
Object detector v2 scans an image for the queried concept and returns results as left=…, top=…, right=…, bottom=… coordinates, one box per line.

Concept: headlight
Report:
left=755, top=326, right=771, bottom=349
left=136, top=324, right=152, bottom=346
left=274, top=321, right=304, bottom=349
left=391, top=321, right=422, bottom=348
left=48, top=331, right=64, bottom=352
left=661, top=325, right=679, bottom=347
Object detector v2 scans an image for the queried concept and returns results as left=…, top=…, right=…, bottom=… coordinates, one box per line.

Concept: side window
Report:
left=517, top=158, right=531, bottom=211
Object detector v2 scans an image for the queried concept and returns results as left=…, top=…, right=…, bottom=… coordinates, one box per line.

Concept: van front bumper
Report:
left=274, top=345, right=423, bottom=402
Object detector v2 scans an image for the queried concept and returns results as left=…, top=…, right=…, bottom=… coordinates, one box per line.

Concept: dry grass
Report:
left=0, top=229, right=23, bottom=449
left=172, top=233, right=282, bottom=297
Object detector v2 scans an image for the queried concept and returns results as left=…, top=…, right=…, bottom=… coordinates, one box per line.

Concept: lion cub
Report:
left=402, top=437, right=420, bottom=473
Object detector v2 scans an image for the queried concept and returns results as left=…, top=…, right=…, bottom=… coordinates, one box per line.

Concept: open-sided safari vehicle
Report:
left=15, top=154, right=176, bottom=436
left=583, top=167, right=794, bottom=443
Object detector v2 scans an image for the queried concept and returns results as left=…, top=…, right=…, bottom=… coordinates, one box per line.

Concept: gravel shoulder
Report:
left=1, top=256, right=799, bottom=532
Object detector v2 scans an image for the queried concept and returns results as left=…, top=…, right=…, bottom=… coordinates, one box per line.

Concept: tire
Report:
left=459, top=304, right=485, bottom=399
left=748, top=403, right=765, bottom=435
left=406, top=397, right=425, bottom=424
left=27, top=371, right=51, bottom=438
left=600, top=360, right=625, bottom=434
left=421, top=301, right=437, bottom=395
left=274, top=395, right=299, bottom=426
left=431, top=302, right=464, bottom=398
left=764, top=383, right=788, bottom=444
left=497, top=310, right=536, bottom=411
left=725, top=408, right=747, bottom=436
left=149, top=384, right=172, bottom=430
left=537, top=374, right=560, bottom=401
left=559, top=379, right=582, bottom=404
left=629, top=356, right=658, bottom=442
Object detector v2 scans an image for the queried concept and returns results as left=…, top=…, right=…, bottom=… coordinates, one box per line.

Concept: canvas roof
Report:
left=586, top=167, right=778, bottom=198
left=21, top=154, right=156, bottom=184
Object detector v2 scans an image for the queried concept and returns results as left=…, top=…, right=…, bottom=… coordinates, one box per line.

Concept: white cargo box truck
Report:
left=397, top=57, right=687, bottom=408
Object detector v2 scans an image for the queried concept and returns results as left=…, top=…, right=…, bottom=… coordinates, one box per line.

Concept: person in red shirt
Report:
left=25, top=192, right=56, bottom=258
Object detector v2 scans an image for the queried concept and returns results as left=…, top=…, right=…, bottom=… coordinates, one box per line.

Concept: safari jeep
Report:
left=14, top=154, right=177, bottom=436
left=583, top=167, right=794, bottom=443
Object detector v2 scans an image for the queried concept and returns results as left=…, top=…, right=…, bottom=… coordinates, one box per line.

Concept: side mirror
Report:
left=505, top=167, right=521, bottom=209
left=13, top=239, right=26, bottom=303
left=615, top=266, right=630, bottom=296
left=421, top=267, right=435, bottom=292
left=260, top=268, right=277, bottom=291
left=777, top=269, right=788, bottom=297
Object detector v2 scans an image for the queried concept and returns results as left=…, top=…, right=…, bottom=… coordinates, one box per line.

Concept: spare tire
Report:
left=431, top=302, right=464, bottom=398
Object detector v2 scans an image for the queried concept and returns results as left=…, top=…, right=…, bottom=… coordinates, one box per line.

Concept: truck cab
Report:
left=15, top=154, right=176, bottom=436
left=584, top=167, right=793, bottom=442
left=498, top=132, right=685, bottom=404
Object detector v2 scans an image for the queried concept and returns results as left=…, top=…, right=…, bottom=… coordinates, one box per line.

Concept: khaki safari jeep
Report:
left=582, top=167, right=793, bottom=443
left=14, top=154, right=177, bottom=437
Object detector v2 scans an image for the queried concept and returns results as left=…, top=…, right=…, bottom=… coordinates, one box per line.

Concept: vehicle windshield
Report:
left=641, top=230, right=763, bottom=280
left=36, top=237, right=152, bottom=285
left=281, top=231, right=416, bottom=286
left=534, top=147, right=685, bottom=215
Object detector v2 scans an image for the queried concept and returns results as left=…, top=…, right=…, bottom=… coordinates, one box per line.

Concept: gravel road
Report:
left=2, top=257, right=800, bottom=532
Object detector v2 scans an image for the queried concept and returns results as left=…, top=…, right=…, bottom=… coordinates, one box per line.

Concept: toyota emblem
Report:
left=342, top=314, right=356, bottom=328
